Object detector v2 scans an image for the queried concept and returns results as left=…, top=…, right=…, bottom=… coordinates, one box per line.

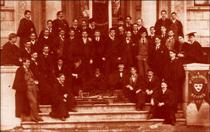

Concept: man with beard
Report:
left=17, top=10, right=36, bottom=48
left=52, top=11, right=70, bottom=38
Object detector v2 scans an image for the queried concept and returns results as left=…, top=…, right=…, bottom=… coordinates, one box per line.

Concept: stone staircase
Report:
left=21, top=97, right=186, bottom=130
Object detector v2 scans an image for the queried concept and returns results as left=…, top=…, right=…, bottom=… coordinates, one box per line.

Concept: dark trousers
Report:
left=26, top=87, right=40, bottom=120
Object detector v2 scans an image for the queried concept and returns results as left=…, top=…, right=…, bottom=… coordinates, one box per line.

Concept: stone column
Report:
left=45, top=0, right=62, bottom=21
left=1, top=66, right=19, bottom=130
left=141, top=1, right=157, bottom=33
left=183, top=63, right=210, bottom=126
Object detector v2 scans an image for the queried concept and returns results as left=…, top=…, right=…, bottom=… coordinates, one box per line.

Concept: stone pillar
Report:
left=183, top=63, right=210, bottom=126
left=1, top=66, right=19, bottom=130
left=108, top=0, right=112, bottom=28
left=45, top=0, right=62, bottom=21
left=141, top=1, right=157, bottom=32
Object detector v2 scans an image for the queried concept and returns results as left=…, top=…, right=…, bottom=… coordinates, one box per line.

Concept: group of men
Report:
left=1, top=9, right=204, bottom=124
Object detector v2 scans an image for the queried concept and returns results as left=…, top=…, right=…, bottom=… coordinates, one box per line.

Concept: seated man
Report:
left=108, top=63, right=128, bottom=101
left=86, top=68, right=107, bottom=96
left=50, top=73, right=70, bottom=121
left=125, top=67, right=145, bottom=110
left=150, top=80, right=176, bottom=125
left=144, top=70, right=160, bottom=103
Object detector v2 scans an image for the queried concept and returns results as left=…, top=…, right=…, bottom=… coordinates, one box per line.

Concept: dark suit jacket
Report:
left=52, top=19, right=70, bottom=37
left=155, top=18, right=171, bottom=35
left=1, top=42, right=21, bottom=66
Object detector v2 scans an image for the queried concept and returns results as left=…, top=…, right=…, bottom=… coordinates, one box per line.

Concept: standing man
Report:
left=1, top=33, right=21, bottom=66
left=170, top=12, right=183, bottom=39
left=13, top=58, right=43, bottom=122
left=17, top=10, right=36, bottom=48
left=155, top=10, right=171, bottom=35
left=52, top=11, right=70, bottom=38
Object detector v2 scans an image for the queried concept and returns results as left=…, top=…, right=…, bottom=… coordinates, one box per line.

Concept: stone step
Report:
left=22, top=118, right=186, bottom=129
left=40, top=103, right=152, bottom=113
left=38, top=110, right=184, bottom=121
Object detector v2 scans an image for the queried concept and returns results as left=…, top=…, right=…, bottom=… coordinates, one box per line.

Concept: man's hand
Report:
left=72, top=73, right=78, bottom=79
left=64, top=94, right=68, bottom=98
left=136, top=89, right=141, bottom=94
left=34, top=80, right=39, bottom=85
left=126, top=85, right=133, bottom=90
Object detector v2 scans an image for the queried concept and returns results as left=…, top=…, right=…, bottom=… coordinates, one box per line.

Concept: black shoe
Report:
left=60, top=117, right=66, bottom=121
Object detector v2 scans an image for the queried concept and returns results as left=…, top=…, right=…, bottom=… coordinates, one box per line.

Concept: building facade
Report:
left=0, top=0, right=210, bottom=47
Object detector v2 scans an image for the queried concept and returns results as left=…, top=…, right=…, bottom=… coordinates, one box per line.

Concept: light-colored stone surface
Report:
left=1, top=66, right=20, bottom=131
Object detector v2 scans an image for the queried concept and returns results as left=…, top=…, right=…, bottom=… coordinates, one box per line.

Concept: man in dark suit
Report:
left=17, top=10, right=36, bottom=48
left=20, top=40, right=32, bottom=59
left=125, top=67, right=146, bottom=110
left=92, top=30, right=106, bottom=73
left=52, top=58, right=68, bottom=77
left=39, top=20, right=54, bottom=39
left=1, top=33, right=21, bottom=66
left=104, top=28, right=121, bottom=76
left=124, top=16, right=133, bottom=31
left=38, top=45, right=54, bottom=104
left=132, top=23, right=140, bottom=43
left=52, top=29, right=69, bottom=60
left=136, top=18, right=148, bottom=37
left=37, top=28, right=53, bottom=53
left=151, top=80, right=176, bottom=125
left=119, top=30, right=134, bottom=68
left=169, top=12, right=183, bottom=39
left=52, top=11, right=70, bottom=38
left=144, top=70, right=160, bottom=103
left=13, top=58, right=43, bottom=122
left=29, top=32, right=39, bottom=52
left=155, top=10, right=171, bottom=35
left=70, top=19, right=81, bottom=38
left=163, top=50, right=185, bottom=110
left=148, top=36, right=170, bottom=78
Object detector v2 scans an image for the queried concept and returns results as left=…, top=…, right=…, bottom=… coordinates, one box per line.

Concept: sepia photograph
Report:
left=0, top=0, right=210, bottom=131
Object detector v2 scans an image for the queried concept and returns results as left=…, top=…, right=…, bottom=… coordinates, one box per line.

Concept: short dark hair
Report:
left=8, top=33, right=17, bottom=40
left=171, top=12, right=177, bottom=15
left=109, top=27, right=116, bottom=31
left=47, top=20, right=53, bottom=23
left=57, top=11, right=63, bottom=16
left=150, top=26, right=155, bottom=29
left=57, top=73, right=65, bottom=78
left=22, top=58, right=30, bottom=63
left=161, top=9, right=167, bottom=13
left=24, top=10, right=31, bottom=15
left=125, top=16, right=131, bottom=19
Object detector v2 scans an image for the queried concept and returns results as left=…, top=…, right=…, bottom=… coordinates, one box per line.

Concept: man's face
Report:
left=147, top=71, right=154, bottom=79
left=47, top=21, right=52, bottom=28
left=81, top=21, right=87, bottom=27
left=161, top=82, right=167, bottom=91
left=161, top=11, right=167, bottom=19
left=130, top=68, right=137, bottom=75
left=126, top=17, right=131, bottom=24
left=141, top=32, right=147, bottom=37
left=31, top=52, right=38, bottom=60
left=94, top=31, right=101, bottom=37
left=57, top=59, right=63, bottom=65
left=169, top=51, right=176, bottom=59
left=118, top=20, right=124, bottom=26
left=30, top=33, right=36, bottom=40
left=25, top=42, right=31, bottom=48
left=188, top=36, right=195, bottom=43
left=133, top=24, right=138, bottom=31
left=126, top=31, right=132, bottom=37
left=23, top=60, right=30, bottom=68
left=43, top=46, right=49, bottom=53
left=109, top=30, right=115, bottom=37
left=150, top=27, right=155, bottom=34
left=168, top=30, right=174, bottom=37
left=59, top=30, right=65, bottom=36
left=178, top=36, right=184, bottom=43
left=58, top=12, right=64, bottom=19
left=25, top=12, right=31, bottom=19
left=155, top=38, right=161, bottom=45
left=73, top=20, right=78, bottom=26
left=44, top=30, right=50, bottom=36
left=137, top=19, right=142, bottom=26
left=59, top=75, right=65, bottom=83
left=171, top=14, right=177, bottom=20
left=82, top=31, right=88, bottom=38
left=69, top=30, right=75, bottom=37
left=161, top=26, right=166, bottom=33
left=118, top=64, right=124, bottom=71
left=90, top=21, right=96, bottom=27
left=11, top=37, right=17, bottom=44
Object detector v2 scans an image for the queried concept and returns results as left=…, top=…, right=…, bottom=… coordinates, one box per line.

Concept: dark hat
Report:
left=187, top=32, right=196, bottom=37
